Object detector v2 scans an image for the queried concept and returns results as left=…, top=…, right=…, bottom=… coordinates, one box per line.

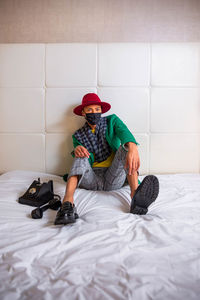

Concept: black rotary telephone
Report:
left=18, top=177, right=61, bottom=219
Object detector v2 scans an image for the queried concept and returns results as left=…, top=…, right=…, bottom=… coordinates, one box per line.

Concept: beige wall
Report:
left=0, top=0, right=200, bottom=43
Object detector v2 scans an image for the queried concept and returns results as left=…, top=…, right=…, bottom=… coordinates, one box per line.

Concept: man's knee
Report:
left=68, top=157, right=92, bottom=181
left=71, top=156, right=91, bottom=170
left=74, top=156, right=90, bottom=164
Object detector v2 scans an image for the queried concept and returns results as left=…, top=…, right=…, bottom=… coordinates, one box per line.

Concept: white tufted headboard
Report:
left=0, top=43, right=200, bottom=176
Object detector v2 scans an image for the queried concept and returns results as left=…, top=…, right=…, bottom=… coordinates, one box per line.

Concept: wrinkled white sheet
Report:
left=0, top=170, right=200, bottom=300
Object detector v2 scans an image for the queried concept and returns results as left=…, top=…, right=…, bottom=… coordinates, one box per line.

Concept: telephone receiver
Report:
left=31, top=195, right=61, bottom=219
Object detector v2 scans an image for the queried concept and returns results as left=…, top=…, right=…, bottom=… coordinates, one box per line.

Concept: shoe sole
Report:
left=54, top=219, right=76, bottom=225
left=130, top=175, right=159, bottom=214
left=54, top=213, right=79, bottom=225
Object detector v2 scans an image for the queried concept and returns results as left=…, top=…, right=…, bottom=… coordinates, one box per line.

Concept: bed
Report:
left=0, top=169, right=200, bottom=300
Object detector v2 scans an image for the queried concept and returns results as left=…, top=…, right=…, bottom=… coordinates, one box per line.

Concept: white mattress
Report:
left=0, top=170, right=200, bottom=300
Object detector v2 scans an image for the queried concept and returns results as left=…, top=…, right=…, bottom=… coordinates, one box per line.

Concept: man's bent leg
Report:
left=55, top=157, right=98, bottom=225
left=65, top=157, right=99, bottom=199
left=104, top=145, right=139, bottom=192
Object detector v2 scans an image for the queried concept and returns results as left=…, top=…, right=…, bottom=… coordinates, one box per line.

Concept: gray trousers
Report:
left=68, top=145, right=139, bottom=191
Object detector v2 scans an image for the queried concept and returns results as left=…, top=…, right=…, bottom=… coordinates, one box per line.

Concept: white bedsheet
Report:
left=0, top=170, right=200, bottom=300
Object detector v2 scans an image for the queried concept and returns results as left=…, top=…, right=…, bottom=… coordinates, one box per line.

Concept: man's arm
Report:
left=124, top=142, right=140, bottom=175
left=71, top=135, right=89, bottom=157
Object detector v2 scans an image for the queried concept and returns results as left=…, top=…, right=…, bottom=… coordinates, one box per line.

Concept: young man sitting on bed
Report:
left=54, top=93, right=159, bottom=225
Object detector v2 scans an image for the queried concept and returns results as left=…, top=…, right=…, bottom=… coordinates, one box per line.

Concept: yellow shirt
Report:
left=91, top=128, right=115, bottom=168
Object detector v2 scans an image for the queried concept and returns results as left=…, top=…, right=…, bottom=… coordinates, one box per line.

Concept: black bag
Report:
left=18, top=177, right=55, bottom=207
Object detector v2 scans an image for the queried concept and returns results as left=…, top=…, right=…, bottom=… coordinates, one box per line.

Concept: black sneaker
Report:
left=130, top=175, right=159, bottom=215
left=54, top=201, right=79, bottom=225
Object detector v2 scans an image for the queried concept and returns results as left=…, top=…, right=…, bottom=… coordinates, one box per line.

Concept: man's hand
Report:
left=124, top=142, right=140, bottom=175
left=74, top=145, right=90, bottom=158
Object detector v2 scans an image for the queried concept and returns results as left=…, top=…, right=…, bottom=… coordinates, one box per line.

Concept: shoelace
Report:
left=61, top=202, right=74, bottom=215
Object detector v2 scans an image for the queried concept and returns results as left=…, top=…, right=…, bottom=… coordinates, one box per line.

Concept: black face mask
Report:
left=85, top=113, right=102, bottom=125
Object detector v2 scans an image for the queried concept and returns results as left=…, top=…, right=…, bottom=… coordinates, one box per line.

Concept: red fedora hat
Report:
left=73, top=93, right=111, bottom=116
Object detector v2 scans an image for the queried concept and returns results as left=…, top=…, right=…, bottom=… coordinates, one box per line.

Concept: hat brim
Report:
left=73, top=101, right=111, bottom=116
